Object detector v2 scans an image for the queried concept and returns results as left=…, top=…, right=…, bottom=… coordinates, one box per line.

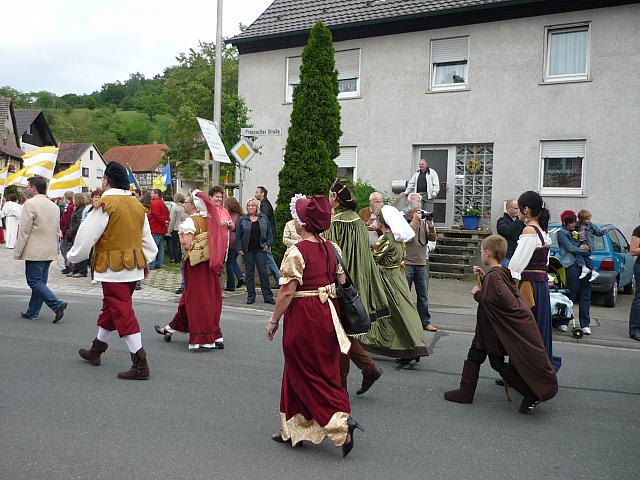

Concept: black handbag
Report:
left=330, top=244, right=371, bottom=336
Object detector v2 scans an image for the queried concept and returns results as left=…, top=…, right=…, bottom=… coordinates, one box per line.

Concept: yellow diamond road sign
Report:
left=231, top=138, right=256, bottom=166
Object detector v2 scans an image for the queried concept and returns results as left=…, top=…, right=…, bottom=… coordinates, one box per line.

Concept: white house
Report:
left=56, top=143, right=108, bottom=193
left=231, top=0, right=640, bottom=237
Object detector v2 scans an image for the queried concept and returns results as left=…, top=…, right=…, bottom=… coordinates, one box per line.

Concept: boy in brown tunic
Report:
left=444, top=235, right=558, bottom=415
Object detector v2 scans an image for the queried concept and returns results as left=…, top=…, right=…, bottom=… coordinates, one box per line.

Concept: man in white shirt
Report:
left=69, top=162, right=157, bottom=380
left=401, top=159, right=440, bottom=212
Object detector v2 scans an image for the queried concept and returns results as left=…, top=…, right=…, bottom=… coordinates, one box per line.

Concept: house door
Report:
left=418, top=147, right=454, bottom=226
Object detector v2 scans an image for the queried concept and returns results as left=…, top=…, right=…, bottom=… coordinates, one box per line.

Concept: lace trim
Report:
left=279, top=411, right=349, bottom=447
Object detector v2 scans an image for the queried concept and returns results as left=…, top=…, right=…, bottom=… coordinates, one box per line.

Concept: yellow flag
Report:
left=152, top=176, right=167, bottom=192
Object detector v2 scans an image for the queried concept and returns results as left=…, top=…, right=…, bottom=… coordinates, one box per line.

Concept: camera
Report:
left=420, top=210, right=434, bottom=221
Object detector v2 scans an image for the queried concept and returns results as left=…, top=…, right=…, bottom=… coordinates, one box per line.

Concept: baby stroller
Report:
left=548, top=256, right=583, bottom=340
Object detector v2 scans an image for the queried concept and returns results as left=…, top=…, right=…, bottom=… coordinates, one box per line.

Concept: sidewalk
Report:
left=1, top=246, right=637, bottom=349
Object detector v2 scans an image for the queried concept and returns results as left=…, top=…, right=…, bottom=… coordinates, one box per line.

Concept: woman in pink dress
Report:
left=265, top=195, right=362, bottom=457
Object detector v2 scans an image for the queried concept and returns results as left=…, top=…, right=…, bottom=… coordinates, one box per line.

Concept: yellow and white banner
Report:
left=5, top=166, right=30, bottom=187
left=47, top=163, right=84, bottom=198
left=22, top=146, right=58, bottom=167
left=0, top=166, right=9, bottom=195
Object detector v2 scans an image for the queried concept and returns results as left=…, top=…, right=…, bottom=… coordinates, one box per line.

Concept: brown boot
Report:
left=78, top=338, right=108, bottom=366
left=356, top=366, right=383, bottom=395
left=500, top=365, right=539, bottom=415
left=117, top=348, right=150, bottom=380
left=444, top=360, right=480, bottom=403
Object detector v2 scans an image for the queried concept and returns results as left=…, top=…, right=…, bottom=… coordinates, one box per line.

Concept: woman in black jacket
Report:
left=67, top=193, right=87, bottom=277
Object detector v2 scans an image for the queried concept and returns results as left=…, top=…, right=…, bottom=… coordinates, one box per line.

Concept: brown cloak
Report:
left=474, top=266, right=558, bottom=401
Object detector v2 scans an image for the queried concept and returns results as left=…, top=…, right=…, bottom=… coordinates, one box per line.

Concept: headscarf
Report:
left=381, top=205, right=415, bottom=242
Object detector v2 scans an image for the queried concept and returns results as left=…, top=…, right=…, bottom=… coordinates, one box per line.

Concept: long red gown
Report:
left=278, top=240, right=350, bottom=446
left=169, top=215, right=222, bottom=345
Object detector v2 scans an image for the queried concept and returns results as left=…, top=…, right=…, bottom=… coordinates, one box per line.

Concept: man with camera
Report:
left=404, top=193, right=438, bottom=331
left=401, top=159, right=440, bottom=212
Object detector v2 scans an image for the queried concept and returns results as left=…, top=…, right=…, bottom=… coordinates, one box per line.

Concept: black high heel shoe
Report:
left=342, top=417, right=364, bottom=458
left=271, top=433, right=303, bottom=448
left=154, top=325, right=172, bottom=342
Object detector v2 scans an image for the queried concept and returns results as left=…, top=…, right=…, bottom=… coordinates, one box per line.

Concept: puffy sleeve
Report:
left=178, top=216, right=196, bottom=235
left=372, top=234, right=391, bottom=264
left=507, top=234, right=541, bottom=280
left=279, top=244, right=305, bottom=286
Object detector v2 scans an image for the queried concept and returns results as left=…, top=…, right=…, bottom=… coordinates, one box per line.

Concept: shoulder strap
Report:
left=329, top=242, right=354, bottom=287
left=531, top=224, right=545, bottom=244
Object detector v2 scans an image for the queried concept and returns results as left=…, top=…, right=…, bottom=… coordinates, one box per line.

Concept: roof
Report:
left=0, top=144, right=25, bottom=159
left=0, top=97, right=24, bottom=159
left=57, top=142, right=93, bottom=164
left=103, top=143, right=168, bottom=172
left=14, top=109, right=41, bottom=136
left=231, top=0, right=634, bottom=52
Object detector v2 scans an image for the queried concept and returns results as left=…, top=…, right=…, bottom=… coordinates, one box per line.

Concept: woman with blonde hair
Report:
left=225, top=196, right=245, bottom=291
left=235, top=198, right=274, bottom=304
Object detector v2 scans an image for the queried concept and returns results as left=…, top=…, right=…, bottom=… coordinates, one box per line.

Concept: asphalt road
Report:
left=1, top=287, right=639, bottom=480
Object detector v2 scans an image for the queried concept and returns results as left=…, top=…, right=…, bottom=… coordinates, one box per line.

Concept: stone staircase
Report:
left=429, top=227, right=492, bottom=280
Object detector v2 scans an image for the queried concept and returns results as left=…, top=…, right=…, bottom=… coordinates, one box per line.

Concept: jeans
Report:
left=168, top=231, right=182, bottom=262
left=629, top=263, right=640, bottom=337
left=266, top=250, right=281, bottom=284
left=405, top=264, right=431, bottom=326
left=226, top=248, right=244, bottom=288
left=150, top=233, right=165, bottom=268
left=565, top=264, right=592, bottom=328
left=24, top=260, right=63, bottom=318
left=243, top=250, right=273, bottom=301
left=60, top=239, right=72, bottom=267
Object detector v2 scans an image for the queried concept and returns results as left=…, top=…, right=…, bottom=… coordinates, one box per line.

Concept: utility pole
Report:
left=212, top=0, right=223, bottom=187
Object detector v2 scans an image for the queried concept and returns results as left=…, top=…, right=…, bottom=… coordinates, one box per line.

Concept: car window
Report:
left=608, top=230, right=621, bottom=253
left=615, top=229, right=630, bottom=250
left=593, top=235, right=605, bottom=252
left=549, top=227, right=561, bottom=248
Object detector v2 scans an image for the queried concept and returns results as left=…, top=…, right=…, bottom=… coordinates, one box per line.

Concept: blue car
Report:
left=549, top=223, right=635, bottom=307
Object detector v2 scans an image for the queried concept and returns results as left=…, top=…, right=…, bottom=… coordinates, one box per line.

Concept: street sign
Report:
left=240, top=127, right=282, bottom=137
left=197, top=117, right=231, bottom=163
left=231, top=138, right=256, bottom=166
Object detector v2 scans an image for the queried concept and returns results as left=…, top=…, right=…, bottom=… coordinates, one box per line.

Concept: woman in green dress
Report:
left=359, top=205, right=429, bottom=364
left=325, top=178, right=387, bottom=395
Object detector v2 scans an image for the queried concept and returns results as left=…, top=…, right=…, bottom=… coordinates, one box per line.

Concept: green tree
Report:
left=273, top=21, right=341, bottom=259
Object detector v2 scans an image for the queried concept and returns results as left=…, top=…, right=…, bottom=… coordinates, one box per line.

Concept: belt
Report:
left=293, top=284, right=351, bottom=354
left=380, top=261, right=404, bottom=270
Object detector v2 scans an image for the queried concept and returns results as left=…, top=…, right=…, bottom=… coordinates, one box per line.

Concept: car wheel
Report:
left=603, top=279, right=618, bottom=308
left=623, top=275, right=635, bottom=295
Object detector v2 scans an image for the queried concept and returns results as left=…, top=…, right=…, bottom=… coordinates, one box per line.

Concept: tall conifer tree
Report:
left=273, top=21, right=342, bottom=259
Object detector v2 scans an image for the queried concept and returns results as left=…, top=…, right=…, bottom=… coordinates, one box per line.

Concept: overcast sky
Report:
left=0, top=0, right=274, bottom=96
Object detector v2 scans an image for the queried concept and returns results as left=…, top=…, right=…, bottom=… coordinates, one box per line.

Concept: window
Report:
left=608, top=230, right=622, bottom=254
left=96, top=168, right=103, bottom=178
left=540, top=140, right=585, bottom=194
left=82, top=187, right=89, bottom=193
left=430, top=37, right=469, bottom=91
left=544, top=25, right=590, bottom=82
left=334, top=146, right=357, bottom=181
left=82, top=167, right=89, bottom=177
left=89, top=150, right=94, bottom=160
left=286, top=49, right=361, bottom=102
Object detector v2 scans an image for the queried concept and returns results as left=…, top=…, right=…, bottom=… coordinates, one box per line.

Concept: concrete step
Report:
left=438, top=236, right=483, bottom=248
left=434, top=245, right=478, bottom=255
left=430, top=271, right=474, bottom=280
left=429, top=262, right=474, bottom=274
left=437, top=228, right=492, bottom=239
left=430, top=253, right=472, bottom=265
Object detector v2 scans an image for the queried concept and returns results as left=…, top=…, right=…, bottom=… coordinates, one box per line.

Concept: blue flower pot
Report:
left=462, top=215, right=480, bottom=230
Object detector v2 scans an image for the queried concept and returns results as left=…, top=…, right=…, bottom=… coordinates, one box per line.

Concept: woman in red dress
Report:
left=154, top=190, right=226, bottom=350
left=265, top=195, right=362, bottom=458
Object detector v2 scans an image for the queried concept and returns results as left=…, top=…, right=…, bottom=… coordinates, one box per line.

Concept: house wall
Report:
left=237, top=4, right=640, bottom=237
left=0, top=106, right=22, bottom=171
left=78, top=146, right=107, bottom=192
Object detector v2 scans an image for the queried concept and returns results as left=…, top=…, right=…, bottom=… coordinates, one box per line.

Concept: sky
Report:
left=0, top=0, right=274, bottom=96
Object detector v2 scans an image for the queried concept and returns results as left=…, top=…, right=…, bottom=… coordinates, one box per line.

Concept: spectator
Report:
left=404, top=192, right=438, bottom=331
left=358, top=191, right=384, bottom=246
left=629, top=220, right=640, bottom=341
left=225, top=196, right=245, bottom=291
left=496, top=199, right=525, bottom=268
left=401, top=159, right=440, bottom=212
left=67, top=193, right=88, bottom=277
left=1, top=193, right=21, bottom=249
left=282, top=219, right=302, bottom=248
left=59, top=191, right=75, bottom=274
left=168, top=193, right=188, bottom=263
left=147, top=189, right=170, bottom=269
left=254, top=186, right=280, bottom=287
left=14, top=176, right=67, bottom=323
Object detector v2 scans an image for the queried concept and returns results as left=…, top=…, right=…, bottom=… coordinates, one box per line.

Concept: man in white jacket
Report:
left=69, top=162, right=157, bottom=380
left=401, top=159, right=440, bottom=212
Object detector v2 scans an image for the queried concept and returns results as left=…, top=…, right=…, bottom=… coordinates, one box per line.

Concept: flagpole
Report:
left=212, top=0, right=223, bottom=188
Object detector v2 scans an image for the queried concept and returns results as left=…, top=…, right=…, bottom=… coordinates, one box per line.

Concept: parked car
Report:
left=548, top=223, right=635, bottom=307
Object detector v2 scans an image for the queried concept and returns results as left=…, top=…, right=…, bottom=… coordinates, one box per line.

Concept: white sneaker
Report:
left=558, top=324, right=568, bottom=332
left=91, top=279, right=98, bottom=285
left=579, top=266, right=590, bottom=279
left=582, top=327, right=591, bottom=335
left=589, top=270, right=600, bottom=282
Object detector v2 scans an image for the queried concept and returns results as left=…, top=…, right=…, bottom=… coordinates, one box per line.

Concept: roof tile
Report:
left=103, top=144, right=168, bottom=172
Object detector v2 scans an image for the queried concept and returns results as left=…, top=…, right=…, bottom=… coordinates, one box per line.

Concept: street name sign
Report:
left=197, top=117, right=231, bottom=163
left=240, top=127, right=282, bottom=136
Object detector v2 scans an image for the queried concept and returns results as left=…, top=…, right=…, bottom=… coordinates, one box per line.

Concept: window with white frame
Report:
left=540, top=140, right=585, bottom=194
left=96, top=168, right=103, bottom=178
left=544, top=24, right=590, bottom=82
left=89, top=150, right=94, bottom=160
left=82, top=167, right=89, bottom=178
left=430, top=36, right=469, bottom=91
left=286, top=49, right=361, bottom=102
left=334, top=146, right=357, bottom=181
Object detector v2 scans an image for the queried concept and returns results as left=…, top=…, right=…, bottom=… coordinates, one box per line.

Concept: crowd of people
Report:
left=3, top=160, right=640, bottom=459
